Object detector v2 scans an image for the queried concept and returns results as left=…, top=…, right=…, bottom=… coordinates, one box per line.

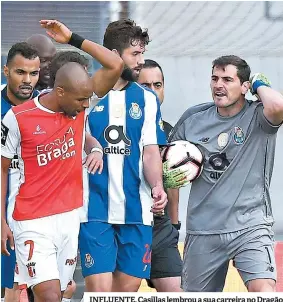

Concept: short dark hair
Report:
left=6, top=42, right=39, bottom=65
left=103, top=19, right=150, bottom=54
left=143, top=59, right=164, bottom=82
left=212, top=55, right=251, bottom=84
left=49, top=51, right=89, bottom=87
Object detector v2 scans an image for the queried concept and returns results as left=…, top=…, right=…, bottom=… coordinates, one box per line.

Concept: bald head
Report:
left=26, top=34, right=56, bottom=89
left=53, top=62, right=93, bottom=117
left=55, top=62, right=91, bottom=91
left=26, top=34, right=56, bottom=57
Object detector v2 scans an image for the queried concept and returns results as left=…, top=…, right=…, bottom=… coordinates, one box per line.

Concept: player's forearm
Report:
left=84, top=133, right=102, bottom=155
left=1, top=168, right=8, bottom=221
left=143, top=146, right=164, bottom=189
left=167, top=188, right=180, bottom=224
left=81, top=40, right=123, bottom=73
left=81, top=40, right=123, bottom=97
left=258, top=86, right=283, bottom=125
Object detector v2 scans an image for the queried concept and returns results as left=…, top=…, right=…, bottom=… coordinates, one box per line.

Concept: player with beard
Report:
left=1, top=42, right=40, bottom=302
left=79, top=19, right=168, bottom=292
left=26, top=34, right=56, bottom=91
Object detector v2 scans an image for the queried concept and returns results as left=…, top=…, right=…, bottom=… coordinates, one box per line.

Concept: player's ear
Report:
left=56, top=86, right=64, bottom=97
left=3, top=65, right=9, bottom=77
left=112, top=49, right=121, bottom=57
left=241, top=81, right=250, bottom=95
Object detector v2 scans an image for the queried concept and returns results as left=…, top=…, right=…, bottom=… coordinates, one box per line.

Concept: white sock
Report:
left=61, top=298, right=71, bottom=302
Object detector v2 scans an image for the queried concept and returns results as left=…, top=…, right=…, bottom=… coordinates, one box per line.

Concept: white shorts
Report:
left=12, top=209, right=80, bottom=291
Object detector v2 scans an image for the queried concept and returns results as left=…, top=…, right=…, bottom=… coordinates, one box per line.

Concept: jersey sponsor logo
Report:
left=85, top=253, right=94, bottom=268
left=129, top=102, right=142, bottom=119
left=233, top=126, right=245, bottom=144
left=36, top=127, right=76, bottom=166
left=65, top=256, right=77, bottom=266
left=104, top=125, right=131, bottom=155
left=208, top=152, right=230, bottom=180
left=1, top=122, right=9, bottom=145
left=33, top=125, right=46, bottom=135
left=26, top=262, right=36, bottom=278
left=9, top=155, right=19, bottom=169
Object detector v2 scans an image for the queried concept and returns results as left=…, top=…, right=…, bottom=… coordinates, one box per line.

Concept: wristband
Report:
left=90, top=147, right=103, bottom=155
left=252, top=81, right=270, bottom=95
left=172, top=221, right=181, bottom=230
left=68, top=33, right=85, bottom=49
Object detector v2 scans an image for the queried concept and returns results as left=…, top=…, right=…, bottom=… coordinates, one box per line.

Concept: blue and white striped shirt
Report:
left=81, top=82, right=166, bottom=226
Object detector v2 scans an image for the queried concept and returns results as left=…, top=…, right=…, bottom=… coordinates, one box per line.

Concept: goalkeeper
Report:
left=165, top=55, right=283, bottom=292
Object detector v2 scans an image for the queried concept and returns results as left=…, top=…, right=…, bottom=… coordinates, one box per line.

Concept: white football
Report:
left=162, top=140, right=204, bottom=182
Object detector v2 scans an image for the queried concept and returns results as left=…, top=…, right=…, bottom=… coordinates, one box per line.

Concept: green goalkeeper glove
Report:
left=163, top=161, right=189, bottom=189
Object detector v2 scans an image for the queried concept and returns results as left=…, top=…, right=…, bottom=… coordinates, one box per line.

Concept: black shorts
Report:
left=146, top=216, right=182, bottom=288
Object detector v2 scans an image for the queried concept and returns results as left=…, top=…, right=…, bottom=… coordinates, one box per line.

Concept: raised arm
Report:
left=250, top=73, right=283, bottom=125
left=40, top=19, right=124, bottom=97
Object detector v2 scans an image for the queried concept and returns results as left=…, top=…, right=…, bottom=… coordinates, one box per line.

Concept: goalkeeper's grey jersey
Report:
left=170, top=100, right=280, bottom=234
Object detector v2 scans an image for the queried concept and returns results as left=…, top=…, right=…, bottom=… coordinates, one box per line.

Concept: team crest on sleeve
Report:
left=129, top=103, right=142, bottom=119
left=159, top=118, right=164, bottom=131
left=1, top=122, right=9, bottom=145
left=85, top=253, right=94, bottom=268
left=233, top=126, right=245, bottom=144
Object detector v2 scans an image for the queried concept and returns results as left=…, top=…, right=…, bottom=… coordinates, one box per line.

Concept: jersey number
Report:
left=24, top=240, right=34, bottom=261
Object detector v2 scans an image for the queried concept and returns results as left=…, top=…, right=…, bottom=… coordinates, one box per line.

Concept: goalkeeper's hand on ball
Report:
left=250, top=73, right=271, bottom=97
left=163, top=161, right=189, bottom=189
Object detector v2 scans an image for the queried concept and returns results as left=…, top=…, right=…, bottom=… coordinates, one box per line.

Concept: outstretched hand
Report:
left=40, top=19, right=72, bottom=44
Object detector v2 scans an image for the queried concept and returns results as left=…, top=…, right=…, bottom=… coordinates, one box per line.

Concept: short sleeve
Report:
left=142, top=90, right=166, bottom=146
left=1, top=109, right=20, bottom=159
left=86, top=92, right=100, bottom=116
left=256, top=103, right=282, bottom=134
left=169, top=121, right=187, bottom=143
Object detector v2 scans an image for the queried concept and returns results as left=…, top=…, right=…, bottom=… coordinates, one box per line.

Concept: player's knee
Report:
left=86, top=282, right=111, bottom=292
left=33, top=281, right=61, bottom=302
left=85, top=274, right=112, bottom=292
left=34, top=291, right=61, bottom=302
left=247, top=279, right=276, bottom=292
left=3, top=288, right=20, bottom=302
left=152, top=277, right=182, bottom=292
left=117, top=279, right=141, bottom=292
